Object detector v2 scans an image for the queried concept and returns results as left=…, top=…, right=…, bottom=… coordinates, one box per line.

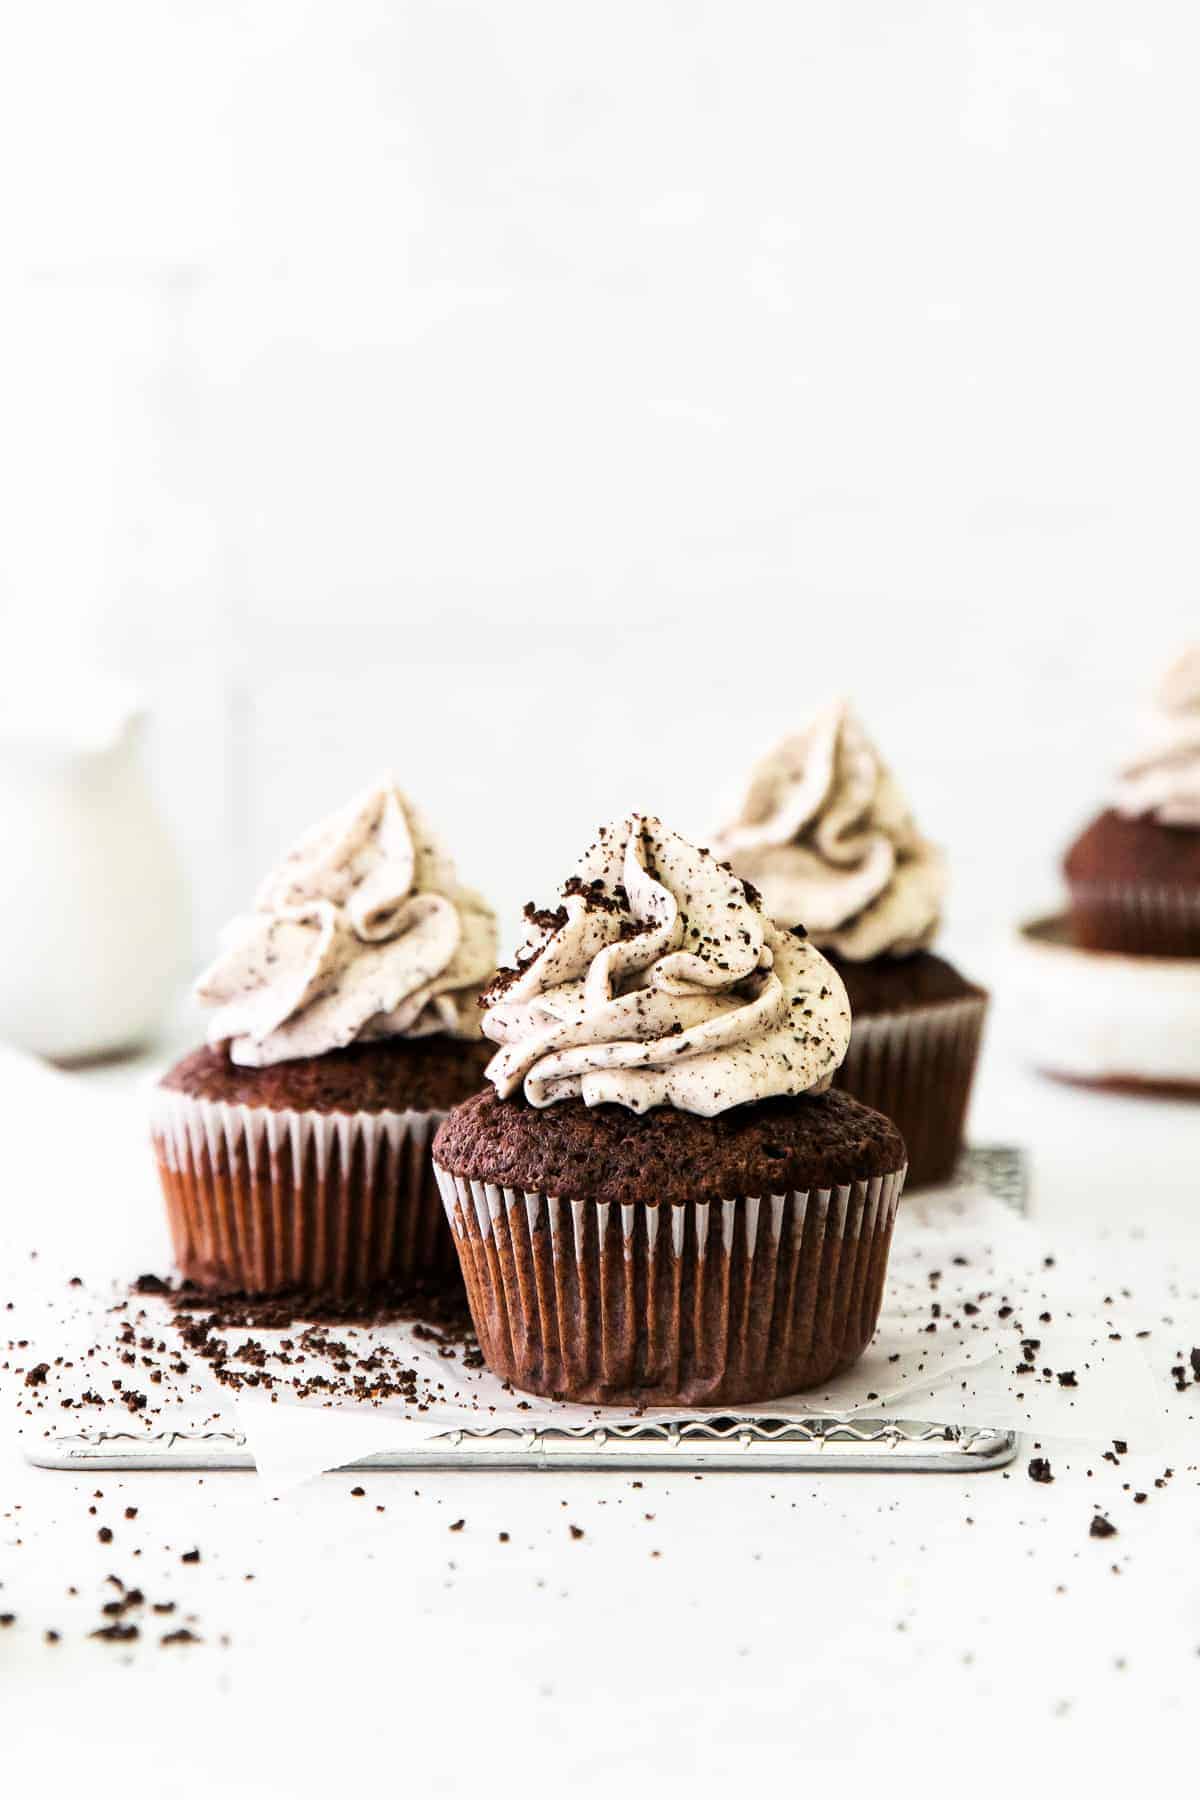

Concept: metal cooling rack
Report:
left=26, top=1415, right=1017, bottom=1473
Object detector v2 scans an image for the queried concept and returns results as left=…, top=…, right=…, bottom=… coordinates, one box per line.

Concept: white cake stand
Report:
left=1012, top=914, right=1200, bottom=1095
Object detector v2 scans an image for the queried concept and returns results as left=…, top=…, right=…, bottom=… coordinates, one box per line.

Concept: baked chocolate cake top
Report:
left=826, top=949, right=986, bottom=1018
left=1065, top=808, right=1200, bottom=890
left=709, top=700, right=945, bottom=961
left=480, top=813, right=850, bottom=1118
left=194, top=778, right=496, bottom=1068
left=433, top=1086, right=905, bottom=1206
left=162, top=1036, right=492, bottom=1116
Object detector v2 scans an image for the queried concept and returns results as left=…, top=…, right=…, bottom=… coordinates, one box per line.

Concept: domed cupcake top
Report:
left=481, top=813, right=850, bottom=1115
left=1113, top=647, right=1200, bottom=828
left=710, top=700, right=945, bottom=961
left=197, top=779, right=497, bottom=1066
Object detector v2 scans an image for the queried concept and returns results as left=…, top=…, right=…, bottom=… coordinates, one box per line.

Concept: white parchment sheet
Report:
left=230, top=1186, right=1179, bottom=1491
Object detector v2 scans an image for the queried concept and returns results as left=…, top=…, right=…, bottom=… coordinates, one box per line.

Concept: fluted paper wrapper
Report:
left=433, top=1163, right=905, bottom=1407
left=1067, top=878, right=1200, bottom=959
left=833, top=996, right=986, bottom=1189
left=151, top=1088, right=458, bottom=1297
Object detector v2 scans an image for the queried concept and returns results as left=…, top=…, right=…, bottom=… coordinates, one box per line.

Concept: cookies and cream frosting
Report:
left=1113, top=647, right=1200, bottom=828
left=481, top=813, right=850, bottom=1115
left=710, top=701, right=945, bottom=961
left=197, top=779, right=497, bottom=1066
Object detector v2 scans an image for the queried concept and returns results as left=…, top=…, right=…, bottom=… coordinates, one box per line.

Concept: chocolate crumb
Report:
left=1089, top=1515, right=1118, bottom=1539
left=180, top=1548, right=200, bottom=1564
left=1028, top=1457, right=1054, bottom=1485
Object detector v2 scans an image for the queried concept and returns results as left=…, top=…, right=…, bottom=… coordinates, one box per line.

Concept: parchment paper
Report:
left=230, top=1186, right=1173, bottom=1490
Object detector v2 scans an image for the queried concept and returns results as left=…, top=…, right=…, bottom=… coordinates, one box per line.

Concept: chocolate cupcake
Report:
left=432, top=814, right=906, bottom=1406
left=711, top=701, right=986, bottom=1187
left=151, top=779, right=497, bottom=1297
left=1064, top=649, right=1200, bottom=957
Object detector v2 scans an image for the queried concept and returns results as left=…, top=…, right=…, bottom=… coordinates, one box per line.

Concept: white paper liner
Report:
left=150, top=1086, right=455, bottom=1295
left=432, top=1165, right=903, bottom=1405
left=833, top=996, right=987, bottom=1187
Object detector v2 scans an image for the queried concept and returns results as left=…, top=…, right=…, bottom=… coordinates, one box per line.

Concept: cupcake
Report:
left=432, top=814, right=906, bottom=1406
left=151, top=779, right=497, bottom=1297
left=1064, top=648, right=1200, bottom=957
left=710, top=701, right=986, bottom=1187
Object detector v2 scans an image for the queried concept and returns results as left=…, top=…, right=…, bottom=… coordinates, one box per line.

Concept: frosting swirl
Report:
left=710, top=701, right=945, bottom=960
left=1113, top=647, right=1200, bottom=827
left=482, top=814, right=849, bottom=1115
left=197, top=779, right=497, bottom=1066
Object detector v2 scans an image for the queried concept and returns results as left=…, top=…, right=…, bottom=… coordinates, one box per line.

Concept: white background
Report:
left=3, top=2, right=1196, bottom=970
left=3, top=11, right=1200, bottom=1789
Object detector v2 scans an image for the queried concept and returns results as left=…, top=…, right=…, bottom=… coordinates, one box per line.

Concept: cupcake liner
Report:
left=432, top=1163, right=905, bottom=1406
left=833, top=996, right=986, bottom=1189
left=151, top=1088, right=458, bottom=1297
left=1066, top=879, right=1200, bottom=958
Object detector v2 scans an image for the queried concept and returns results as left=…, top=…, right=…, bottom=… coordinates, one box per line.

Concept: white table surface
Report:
left=3, top=992, right=1198, bottom=1795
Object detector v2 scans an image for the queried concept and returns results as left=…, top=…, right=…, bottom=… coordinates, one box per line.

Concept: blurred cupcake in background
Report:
left=151, top=779, right=497, bottom=1297
left=1064, top=647, right=1200, bottom=956
left=711, top=701, right=986, bottom=1187
left=433, top=812, right=906, bottom=1407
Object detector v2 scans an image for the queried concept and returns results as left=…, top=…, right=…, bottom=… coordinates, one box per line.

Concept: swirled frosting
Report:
left=197, top=780, right=497, bottom=1066
left=710, top=702, right=945, bottom=961
left=482, top=814, right=850, bottom=1115
left=1113, top=647, right=1200, bottom=828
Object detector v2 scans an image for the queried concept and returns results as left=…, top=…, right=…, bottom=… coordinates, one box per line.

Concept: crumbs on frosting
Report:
left=481, top=813, right=850, bottom=1116
left=196, top=779, right=497, bottom=1066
